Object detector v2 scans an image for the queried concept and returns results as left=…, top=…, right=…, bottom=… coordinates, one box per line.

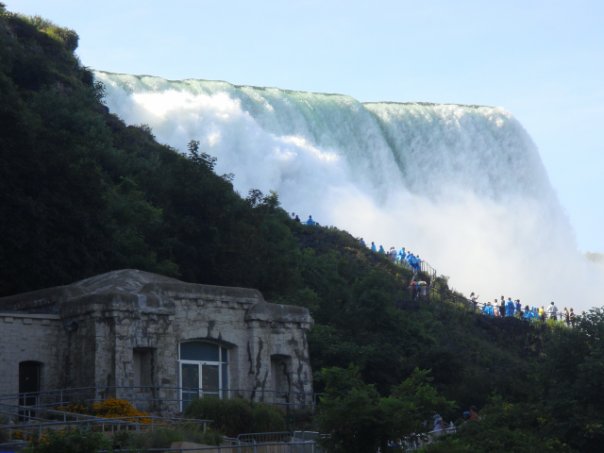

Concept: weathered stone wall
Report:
left=68, top=289, right=313, bottom=412
left=0, top=313, right=63, bottom=397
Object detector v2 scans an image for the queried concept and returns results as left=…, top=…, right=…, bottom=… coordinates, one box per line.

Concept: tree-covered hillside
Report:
left=2, top=6, right=604, bottom=451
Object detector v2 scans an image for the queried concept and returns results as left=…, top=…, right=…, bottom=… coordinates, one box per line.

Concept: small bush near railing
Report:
left=25, top=425, right=222, bottom=452
left=56, top=398, right=151, bottom=423
left=184, top=397, right=285, bottom=437
left=26, top=428, right=111, bottom=453
left=55, top=402, right=88, bottom=415
left=111, top=424, right=223, bottom=450
left=91, top=398, right=151, bottom=423
left=251, top=403, right=286, bottom=433
left=185, top=397, right=251, bottom=437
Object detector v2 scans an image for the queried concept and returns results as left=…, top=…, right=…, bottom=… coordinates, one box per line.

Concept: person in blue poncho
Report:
left=414, top=255, right=422, bottom=272
left=406, top=252, right=416, bottom=268
left=398, top=247, right=406, bottom=263
left=483, top=301, right=494, bottom=317
left=522, top=305, right=530, bottom=320
left=505, top=297, right=515, bottom=317
left=371, top=241, right=377, bottom=252
left=378, top=245, right=385, bottom=254
left=305, top=215, right=316, bottom=226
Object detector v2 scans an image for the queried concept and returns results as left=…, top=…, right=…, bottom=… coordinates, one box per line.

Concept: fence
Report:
left=0, top=389, right=320, bottom=451
left=0, top=399, right=211, bottom=442
left=0, top=386, right=317, bottom=420
left=399, top=426, right=457, bottom=451
left=0, top=397, right=324, bottom=452
left=106, top=440, right=322, bottom=453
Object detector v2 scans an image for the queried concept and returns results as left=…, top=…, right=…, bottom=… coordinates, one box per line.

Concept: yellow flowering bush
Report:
left=91, top=398, right=151, bottom=424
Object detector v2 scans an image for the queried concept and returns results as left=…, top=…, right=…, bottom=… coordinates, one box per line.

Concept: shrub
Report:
left=185, top=397, right=252, bottom=437
left=119, top=425, right=223, bottom=449
left=125, top=427, right=184, bottom=449
left=251, top=404, right=286, bottom=433
left=54, top=402, right=88, bottom=415
left=28, top=428, right=111, bottom=453
left=184, top=398, right=285, bottom=436
left=91, top=398, right=150, bottom=423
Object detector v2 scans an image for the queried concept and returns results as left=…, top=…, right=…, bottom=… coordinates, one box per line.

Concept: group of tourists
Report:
left=366, top=242, right=423, bottom=273
left=292, top=213, right=319, bottom=226
left=293, top=215, right=426, bottom=274
left=470, top=293, right=578, bottom=327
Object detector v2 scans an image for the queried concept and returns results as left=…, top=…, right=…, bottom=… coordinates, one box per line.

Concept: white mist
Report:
left=95, top=71, right=603, bottom=312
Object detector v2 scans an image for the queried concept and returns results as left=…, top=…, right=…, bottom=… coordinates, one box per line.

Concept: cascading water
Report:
left=95, top=71, right=602, bottom=310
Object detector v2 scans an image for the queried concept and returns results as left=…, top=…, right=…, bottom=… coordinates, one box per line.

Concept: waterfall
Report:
left=95, top=71, right=601, bottom=310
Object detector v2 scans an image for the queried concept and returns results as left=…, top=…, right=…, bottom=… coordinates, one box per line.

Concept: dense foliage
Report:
left=2, top=6, right=604, bottom=451
left=26, top=429, right=111, bottom=453
left=184, top=397, right=286, bottom=436
left=25, top=425, right=221, bottom=452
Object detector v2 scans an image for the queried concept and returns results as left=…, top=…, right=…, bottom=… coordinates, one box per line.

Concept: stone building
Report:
left=0, top=269, right=314, bottom=413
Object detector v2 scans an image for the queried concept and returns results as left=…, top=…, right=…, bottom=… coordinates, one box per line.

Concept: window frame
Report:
left=179, top=341, right=228, bottom=411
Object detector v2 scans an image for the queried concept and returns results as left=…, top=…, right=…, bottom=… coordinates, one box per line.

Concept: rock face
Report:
left=0, top=270, right=314, bottom=413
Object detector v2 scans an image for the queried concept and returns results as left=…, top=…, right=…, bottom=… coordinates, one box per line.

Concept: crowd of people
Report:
left=293, top=213, right=425, bottom=274
left=470, top=293, right=578, bottom=327
left=291, top=213, right=319, bottom=226
left=294, top=214, right=579, bottom=327
left=364, top=242, right=424, bottom=273
left=292, top=212, right=423, bottom=269
left=362, top=241, right=430, bottom=301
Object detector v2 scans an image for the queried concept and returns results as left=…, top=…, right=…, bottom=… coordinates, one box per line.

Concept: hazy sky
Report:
left=10, top=0, right=604, bottom=252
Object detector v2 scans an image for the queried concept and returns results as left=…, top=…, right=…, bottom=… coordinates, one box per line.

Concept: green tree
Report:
left=381, top=368, right=455, bottom=440
left=317, top=366, right=385, bottom=453
left=423, top=397, right=572, bottom=453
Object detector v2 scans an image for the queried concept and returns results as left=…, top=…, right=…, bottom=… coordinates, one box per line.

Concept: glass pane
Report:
left=182, top=391, right=198, bottom=411
left=202, top=364, right=219, bottom=394
left=182, top=364, right=199, bottom=390
left=222, top=363, right=228, bottom=397
left=181, top=363, right=199, bottom=411
left=181, top=342, right=219, bottom=361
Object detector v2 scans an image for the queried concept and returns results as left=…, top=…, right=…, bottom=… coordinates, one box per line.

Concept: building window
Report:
left=179, top=341, right=228, bottom=410
left=133, top=348, right=154, bottom=388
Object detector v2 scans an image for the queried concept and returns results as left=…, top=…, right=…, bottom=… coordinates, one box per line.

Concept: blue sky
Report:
left=10, top=0, right=604, bottom=252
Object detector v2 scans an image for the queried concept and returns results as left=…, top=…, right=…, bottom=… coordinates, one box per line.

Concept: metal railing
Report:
left=0, top=400, right=211, bottom=442
left=0, top=386, right=316, bottom=419
left=0, top=394, right=325, bottom=452
left=105, top=440, right=322, bottom=453
left=399, top=426, right=457, bottom=451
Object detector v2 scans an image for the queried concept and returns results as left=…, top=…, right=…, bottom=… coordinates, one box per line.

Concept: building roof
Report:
left=0, top=269, right=264, bottom=313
